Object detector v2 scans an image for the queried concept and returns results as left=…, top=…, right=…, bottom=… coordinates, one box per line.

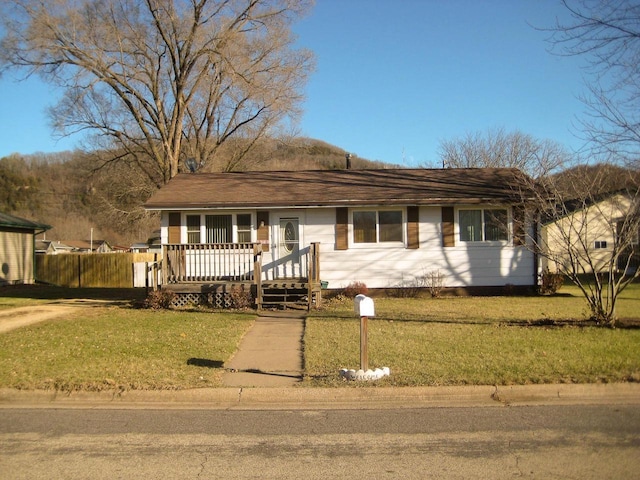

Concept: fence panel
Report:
left=36, top=253, right=157, bottom=288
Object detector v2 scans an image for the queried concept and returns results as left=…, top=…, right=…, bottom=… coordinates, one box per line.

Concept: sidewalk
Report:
left=222, top=312, right=306, bottom=387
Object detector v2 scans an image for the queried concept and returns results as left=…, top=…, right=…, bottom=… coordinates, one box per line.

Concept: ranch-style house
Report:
left=144, top=167, right=537, bottom=309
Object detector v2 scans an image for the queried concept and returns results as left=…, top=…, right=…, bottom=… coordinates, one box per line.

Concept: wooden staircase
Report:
left=258, top=281, right=321, bottom=310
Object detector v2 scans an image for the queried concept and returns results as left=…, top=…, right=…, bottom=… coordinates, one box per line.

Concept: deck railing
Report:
left=163, top=243, right=262, bottom=284
left=162, top=242, right=321, bottom=289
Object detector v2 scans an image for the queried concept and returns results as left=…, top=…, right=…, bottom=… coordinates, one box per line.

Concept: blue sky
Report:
left=0, top=0, right=586, bottom=165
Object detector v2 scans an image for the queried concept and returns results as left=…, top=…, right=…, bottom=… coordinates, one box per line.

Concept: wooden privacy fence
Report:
left=36, top=253, right=157, bottom=288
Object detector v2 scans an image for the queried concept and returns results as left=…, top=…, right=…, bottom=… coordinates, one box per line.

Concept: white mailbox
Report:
left=354, top=294, right=375, bottom=317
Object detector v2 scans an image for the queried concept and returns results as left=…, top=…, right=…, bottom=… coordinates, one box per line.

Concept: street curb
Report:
left=1, top=383, right=639, bottom=410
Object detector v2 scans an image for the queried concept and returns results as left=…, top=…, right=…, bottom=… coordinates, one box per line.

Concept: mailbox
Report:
left=354, top=294, right=375, bottom=317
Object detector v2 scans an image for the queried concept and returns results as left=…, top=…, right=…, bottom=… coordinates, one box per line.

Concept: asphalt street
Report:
left=1, top=404, right=639, bottom=479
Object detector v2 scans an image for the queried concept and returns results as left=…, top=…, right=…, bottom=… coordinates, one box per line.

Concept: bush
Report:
left=342, top=281, right=368, bottom=298
left=386, top=270, right=446, bottom=298
left=386, top=275, right=423, bottom=298
left=228, top=285, right=253, bottom=309
left=142, top=290, right=175, bottom=309
left=425, top=270, right=446, bottom=298
left=538, top=269, right=564, bottom=295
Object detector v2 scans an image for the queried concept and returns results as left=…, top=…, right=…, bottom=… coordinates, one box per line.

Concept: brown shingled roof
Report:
left=144, top=168, right=532, bottom=210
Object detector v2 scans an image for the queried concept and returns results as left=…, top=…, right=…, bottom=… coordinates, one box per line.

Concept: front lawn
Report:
left=0, top=284, right=638, bottom=391
left=0, top=305, right=254, bottom=391
left=303, top=285, right=640, bottom=387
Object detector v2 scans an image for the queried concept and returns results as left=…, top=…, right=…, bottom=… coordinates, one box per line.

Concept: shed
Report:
left=0, top=212, right=51, bottom=285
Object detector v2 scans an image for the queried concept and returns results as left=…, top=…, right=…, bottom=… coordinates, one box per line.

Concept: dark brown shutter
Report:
left=442, top=207, right=455, bottom=247
left=168, top=212, right=181, bottom=244
left=335, top=207, right=348, bottom=250
left=257, top=211, right=270, bottom=252
left=407, top=206, right=419, bottom=249
left=513, top=205, right=525, bottom=246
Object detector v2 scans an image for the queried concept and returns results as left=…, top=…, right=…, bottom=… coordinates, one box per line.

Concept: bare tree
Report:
left=437, top=128, right=570, bottom=177
left=0, top=0, right=315, bottom=185
left=528, top=164, right=640, bottom=327
left=545, top=0, right=640, bottom=165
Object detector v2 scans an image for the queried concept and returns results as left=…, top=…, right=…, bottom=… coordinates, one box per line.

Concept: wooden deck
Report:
left=161, top=242, right=321, bottom=310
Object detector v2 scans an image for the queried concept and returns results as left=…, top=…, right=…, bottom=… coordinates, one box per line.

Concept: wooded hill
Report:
left=0, top=138, right=390, bottom=246
left=3, top=136, right=635, bottom=249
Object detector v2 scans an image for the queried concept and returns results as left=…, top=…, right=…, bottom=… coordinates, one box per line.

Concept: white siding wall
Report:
left=0, top=230, right=34, bottom=284
left=160, top=206, right=536, bottom=288
left=306, top=207, right=535, bottom=289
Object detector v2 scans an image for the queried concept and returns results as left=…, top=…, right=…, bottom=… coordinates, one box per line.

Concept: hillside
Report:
left=0, top=138, right=392, bottom=246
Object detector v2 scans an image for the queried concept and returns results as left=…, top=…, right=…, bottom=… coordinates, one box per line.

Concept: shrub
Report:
left=228, top=285, right=253, bottom=309
left=386, top=274, right=423, bottom=298
left=425, top=270, right=446, bottom=298
left=538, top=269, right=564, bottom=295
left=142, top=290, right=175, bottom=309
left=342, top=281, right=368, bottom=298
left=386, top=270, right=446, bottom=298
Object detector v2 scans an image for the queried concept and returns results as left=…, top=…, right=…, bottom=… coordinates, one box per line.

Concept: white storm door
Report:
left=276, top=217, right=301, bottom=278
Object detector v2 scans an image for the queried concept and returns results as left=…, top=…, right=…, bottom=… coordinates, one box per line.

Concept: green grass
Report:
left=0, top=305, right=254, bottom=391
left=303, top=316, right=640, bottom=387
left=303, top=284, right=640, bottom=387
left=0, top=284, right=639, bottom=391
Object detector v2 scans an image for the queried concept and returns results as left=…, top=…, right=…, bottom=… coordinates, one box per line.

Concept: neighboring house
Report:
left=0, top=212, right=50, bottom=285
left=541, top=192, right=640, bottom=274
left=131, top=241, right=162, bottom=254
left=144, top=168, right=536, bottom=308
left=61, top=239, right=113, bottom=253
left=35, top=240, right=75, bottom=255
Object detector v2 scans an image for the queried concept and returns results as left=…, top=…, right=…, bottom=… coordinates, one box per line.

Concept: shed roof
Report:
left=0, top=212, right=51, bottom=233
left=144, top=168, right=533, bottom=210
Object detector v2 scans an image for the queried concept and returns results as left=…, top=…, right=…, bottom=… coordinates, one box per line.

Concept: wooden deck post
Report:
left=161, top=245, right=168, bottom=287
left=307, top=242, right=321, bottom=309
left=253, top=243, right=263, bottom=309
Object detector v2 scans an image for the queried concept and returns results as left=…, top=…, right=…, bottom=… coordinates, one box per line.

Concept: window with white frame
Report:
left=199, top=213, right=253, bottom=243
left=206, top=215, right=232, bottom=243
left=594, top=240, right=608, bottom=249
left=237, top=214, right=252, bottom=243
left=353, top=210, right=403, bottom=244
left=459, top=208, right=508, bottom=242
left=186, top=215, right=202, bottom=244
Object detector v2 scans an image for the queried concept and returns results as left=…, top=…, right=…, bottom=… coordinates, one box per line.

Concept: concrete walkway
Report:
left=222, top=313, right=305, bottom=387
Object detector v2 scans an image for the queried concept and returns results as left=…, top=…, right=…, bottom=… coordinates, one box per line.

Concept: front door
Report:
left=277, top=217, right=301, bottom=278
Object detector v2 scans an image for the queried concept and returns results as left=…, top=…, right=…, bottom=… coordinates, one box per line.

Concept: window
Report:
left=594, top=241, right=608, bottom=249
left=237, top=214, right=252, bottom=243
left=484, top=209, right=508, bottom=241
left=353, top=211, right=376, bottom=243
left=206, top=215, right=232, bottom=243
left=186, top=215, right=201, bottom=244
left=353, top=210, right=403, bottom=244
left=459, top=208, right=508, bottom=242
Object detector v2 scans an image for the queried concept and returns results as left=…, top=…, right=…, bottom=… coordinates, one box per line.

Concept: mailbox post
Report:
left=354, top=294, right=375, bottom=371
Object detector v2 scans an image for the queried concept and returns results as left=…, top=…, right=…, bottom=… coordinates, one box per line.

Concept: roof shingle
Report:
left=144, top=168, right=532, bottom=210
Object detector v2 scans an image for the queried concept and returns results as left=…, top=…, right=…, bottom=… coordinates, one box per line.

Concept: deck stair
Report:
left=259, top=279, right=320, bottom=310
left=259, top=281, right=310, bottom=310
